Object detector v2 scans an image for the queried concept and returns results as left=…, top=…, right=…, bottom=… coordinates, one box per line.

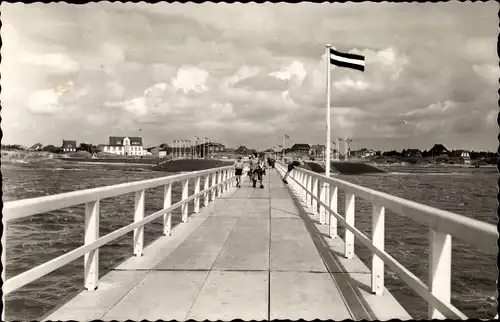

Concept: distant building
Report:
left=235, top=146, right=249, bottom=155
left=29, top=143, right=43, bottom=151
left=62, top=140, right=77, bottom=152
left=351, top=148, right=376, bottom=158
left=196, top=142, right=226, bottom=157
left=405, top=149, right=422, bottom=158
left=429, top=144, right=450, bottom=157
left=450, top=150, right=471, bottom=164
left=147, top=146, right=169, bottom=158
left=289, top=143, right=311, bottom=154
left=101, top=136, right=144, bottom=156
left=311, top=144, right=326, bottom=157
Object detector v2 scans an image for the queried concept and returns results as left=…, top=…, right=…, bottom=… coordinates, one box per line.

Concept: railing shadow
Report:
left=281, top=172, right=378, bottom=320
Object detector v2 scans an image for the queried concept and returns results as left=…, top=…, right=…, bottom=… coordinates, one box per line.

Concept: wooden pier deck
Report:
left=43, top=169, right=410, bottom=321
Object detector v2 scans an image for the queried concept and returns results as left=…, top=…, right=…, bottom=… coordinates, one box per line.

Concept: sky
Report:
left=1, top=2, right=499, bottom=151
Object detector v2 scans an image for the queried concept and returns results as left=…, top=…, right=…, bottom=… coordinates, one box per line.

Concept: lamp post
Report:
left=195, top=136, right=199, bottom=158
left=204, top=137, right=209, bottom=159
left=337, top=138, right=343, bottom=161
left=346, top=138, right=352, bottom=160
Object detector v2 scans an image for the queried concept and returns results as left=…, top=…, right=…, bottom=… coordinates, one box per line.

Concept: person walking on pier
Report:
left=255, top=155, right=267, bottom=189
left=233, top=156, right=244, bottom=188
left=248, top=153, right=259, bottom=187
left=282, top=157, right=303, bottom=184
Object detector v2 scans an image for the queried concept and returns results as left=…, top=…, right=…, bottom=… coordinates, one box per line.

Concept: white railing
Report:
left=276, top=162, right=497, bottom=320
left=3, top=166, right=236, bottom=295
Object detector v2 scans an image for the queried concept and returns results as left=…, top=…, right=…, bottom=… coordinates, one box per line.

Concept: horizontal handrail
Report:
left=276, top=162, right=496, bottom=320
left=4, top=166, right=236, bottom=296
left=3, top=165, right=233, bottom=221
left=281, top=163, right=496, bottom=253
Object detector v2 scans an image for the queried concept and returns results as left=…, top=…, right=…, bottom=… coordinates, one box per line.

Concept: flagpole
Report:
left=282, top=135, right=285, bottom=161
left=322, top=44, right=332, bottom=226
left=325, top=44, right=331, bottom=178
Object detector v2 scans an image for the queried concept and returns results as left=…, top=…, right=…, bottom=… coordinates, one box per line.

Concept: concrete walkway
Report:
left=44, top=169, right=410, bottom=321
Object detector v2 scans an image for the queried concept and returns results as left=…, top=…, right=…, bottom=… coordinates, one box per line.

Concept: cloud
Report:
left=20, top=52, right=80, bottom=73
left=104, top=97, right=148, bottom=116
left=171, top=66, right=210, bottom=93
left=106, top=81, right=125, bottom=100
left=269, top=60, right=307, bottom=86
left=472, top=64, right=500, bottom=85
left=26, top=80, right=75, bottom=115
left=1, top=2, right=498, bottom=151
left=27, top=89, right=64, bottom=114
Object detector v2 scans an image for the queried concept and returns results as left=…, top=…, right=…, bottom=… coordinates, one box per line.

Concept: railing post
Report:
left=181, top=179, right=189, bottom=222
left=217, top=171, right=222, bottom=197
left=319, top=180, right=326, bottom=224
left=134, top=190, right=145, bottom=257
left=324, top=183, right=330, bottom=225
left=204, top=174, right=210, bottom=206
left=84, top=200, right=99, bottom=291
left=428, top=230, right=452, bottom=319
left=306, top=175, right=312, bottom=207
left=292, top=169, right=298, bottom=191
left=297, top=172, right=303, bottom=201
left=329, top=185, right=338, bottom=238
left=371, top=203, right=385, bottom=295
left=312, top=177, right=318, bottom=213
left=163, top=183, right=172, bottom=236
left=223, top=170, right=228, bottom=193
left=344, top=192, right=355, bottom=259
left=194, top=176, right=201, bottom=213
left=220, top=170, right=225, bottom=194
left=211, top=171, right=217, bottom=201
left=301, top=172, right=307, bottom=202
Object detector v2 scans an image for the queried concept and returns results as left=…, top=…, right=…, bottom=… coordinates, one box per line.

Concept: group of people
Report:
left=233, top=153, right=268, bottom=188
left=233, top=153, right=303, bottom=188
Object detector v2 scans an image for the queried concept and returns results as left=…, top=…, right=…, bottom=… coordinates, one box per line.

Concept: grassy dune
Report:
left=153, top=159, right=234, bottom=172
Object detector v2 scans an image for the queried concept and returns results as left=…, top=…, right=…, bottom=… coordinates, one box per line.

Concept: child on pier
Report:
left=234, top=156, right=244, bottom=188
left=248, top=153, right=259, bottom=186
left=255, top=155, right=267, bottom=189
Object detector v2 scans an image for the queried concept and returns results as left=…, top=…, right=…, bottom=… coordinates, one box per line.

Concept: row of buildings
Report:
left=60, top=137, right=146, bottom=156
left=28, top=138, right=471, bottom=164
left=147, top=142, right=226, bottom=158
left=29, top=137, right=147, bottom=156
left=56, top=137, right=226, bottom=158
left=283, top=143, right=472, bottom=163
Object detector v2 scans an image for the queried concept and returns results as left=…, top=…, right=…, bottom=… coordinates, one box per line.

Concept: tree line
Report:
left=381, top=149, right=498, bottom=160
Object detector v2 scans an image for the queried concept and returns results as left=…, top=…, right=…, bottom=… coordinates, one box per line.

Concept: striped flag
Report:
left=284, top=134, right=290, bottom=139
left=330, top=48, right=365, bottom=72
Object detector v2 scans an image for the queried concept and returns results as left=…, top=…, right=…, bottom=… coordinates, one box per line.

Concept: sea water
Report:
left=2, top=161, right=497, bottom=320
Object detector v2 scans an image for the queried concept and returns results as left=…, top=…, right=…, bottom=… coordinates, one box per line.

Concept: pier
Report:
left=3, top=163, right=497, bottom=320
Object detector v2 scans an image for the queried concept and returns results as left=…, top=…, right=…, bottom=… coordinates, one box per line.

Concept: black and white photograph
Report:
left=1, top=2, right=498, bottom=321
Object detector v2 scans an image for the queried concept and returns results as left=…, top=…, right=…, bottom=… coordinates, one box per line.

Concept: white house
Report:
left=451, top=150, right=471, bottom=164
left=101, top=136, right=144, bottom=156
left=351, top=148, right=376, bottom=158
